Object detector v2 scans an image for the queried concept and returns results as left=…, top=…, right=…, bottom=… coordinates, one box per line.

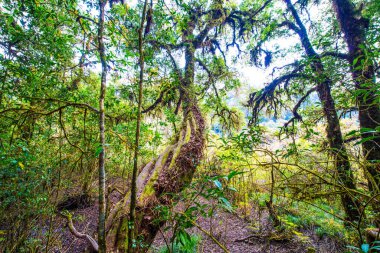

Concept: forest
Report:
left=0, top=0, right=379, bottom=252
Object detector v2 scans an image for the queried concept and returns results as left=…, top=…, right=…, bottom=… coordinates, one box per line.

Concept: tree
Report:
left=246, top=0, right=361, bottom=222
left=104, top=1, right=229, bottom=250
left=128, top=0, right=148, bottom=251
left=3, top=0, right=380, bottom=251
left=331, top=0, right=380, bottom=195
left=283, top=0, right=361, bottom=222
left=97, top=0, right=108, bottom=252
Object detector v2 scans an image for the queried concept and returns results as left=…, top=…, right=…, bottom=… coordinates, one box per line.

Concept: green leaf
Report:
left=95, top=146, right=103, bottom=157
left=361, top=244, right=370, bottom=253
left=213, top=179, right=222, bottom=189
left=219, top=197, right=232, bottom=211
left=354, top=136, right=377, bottom=146
left=346, top=130, right=358, bottom=137
left=178, top=230, right=191, bottom=246
left=353, top=56, right=359, bottom=66
left=228, top=186, right=237, bottom=192
left=360, top=128, right=376, bottom=133
left=227, top=170, right=244, bottom=180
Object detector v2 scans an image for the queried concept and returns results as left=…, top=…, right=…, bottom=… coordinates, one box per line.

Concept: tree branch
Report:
left=283, top=86, right=317, bottom=129
left=195, top=58, right=220, bottom=99
left=247, top=72, right=309, bottom=125
left=278, top=20, right=300, bottom=34
left=320, top=51, right=349, bottom=60
left=142, top=87, right=173, bottom=113
left=61, top=211, right=99, bottom=252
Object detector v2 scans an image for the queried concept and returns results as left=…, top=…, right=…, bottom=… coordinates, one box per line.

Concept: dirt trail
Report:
left=54, top=193, right=343, bottom=253
left=149, top=206, right=342, bottom=253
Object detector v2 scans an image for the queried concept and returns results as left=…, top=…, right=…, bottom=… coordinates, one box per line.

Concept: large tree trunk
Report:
left=284, top=0, right=361, bottom=222
left=315, top=78, right=361, bottom=222
left=105, top=103, right=205, bottom=252
left=103, top=3, right=225, bottom=251
left=106, top=26, right=205, bottom=251
left=331, top=0, right=380, bottom=194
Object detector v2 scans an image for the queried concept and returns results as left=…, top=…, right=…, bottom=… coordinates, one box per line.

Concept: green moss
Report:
left=167, top=149, right=179, bottom=173
left=177, top=125, right=184, bottom=143
left=184, top=119, right=192, bottom=143
left=140, top=183, right=156, bottom=200
left=139, top=114, right=196, bottom=201
left=140, top=147, right=172, bottom=200
left=281, top=200, right=344, bottom=238
left=119, top=218, right=129, bottom=250
left=168, top=127, right=189, bottom=171
left=122, top=191, right=131, bottom=206
left=190, top=113, right=197, bottom=131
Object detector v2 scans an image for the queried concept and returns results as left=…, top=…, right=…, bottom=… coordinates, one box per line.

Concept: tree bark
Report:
left=284, top=0, right=361, bottom=222
left=97, top=0, right=107, bottom=252
left=331, top=0, right=380, bottom=194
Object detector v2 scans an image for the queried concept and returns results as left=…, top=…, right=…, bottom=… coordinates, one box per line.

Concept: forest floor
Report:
left=148, top=205, right=344, bottom=253
left=52, top=189, right=344, bottom=253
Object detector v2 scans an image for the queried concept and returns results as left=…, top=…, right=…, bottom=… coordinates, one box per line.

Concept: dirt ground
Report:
left=148, top=204, right=343, bottom=253
left=52, top=192, right=343, bottom=253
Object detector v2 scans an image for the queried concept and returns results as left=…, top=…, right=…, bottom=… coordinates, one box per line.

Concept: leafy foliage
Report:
left=0, top=0, right=379, bottom=252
